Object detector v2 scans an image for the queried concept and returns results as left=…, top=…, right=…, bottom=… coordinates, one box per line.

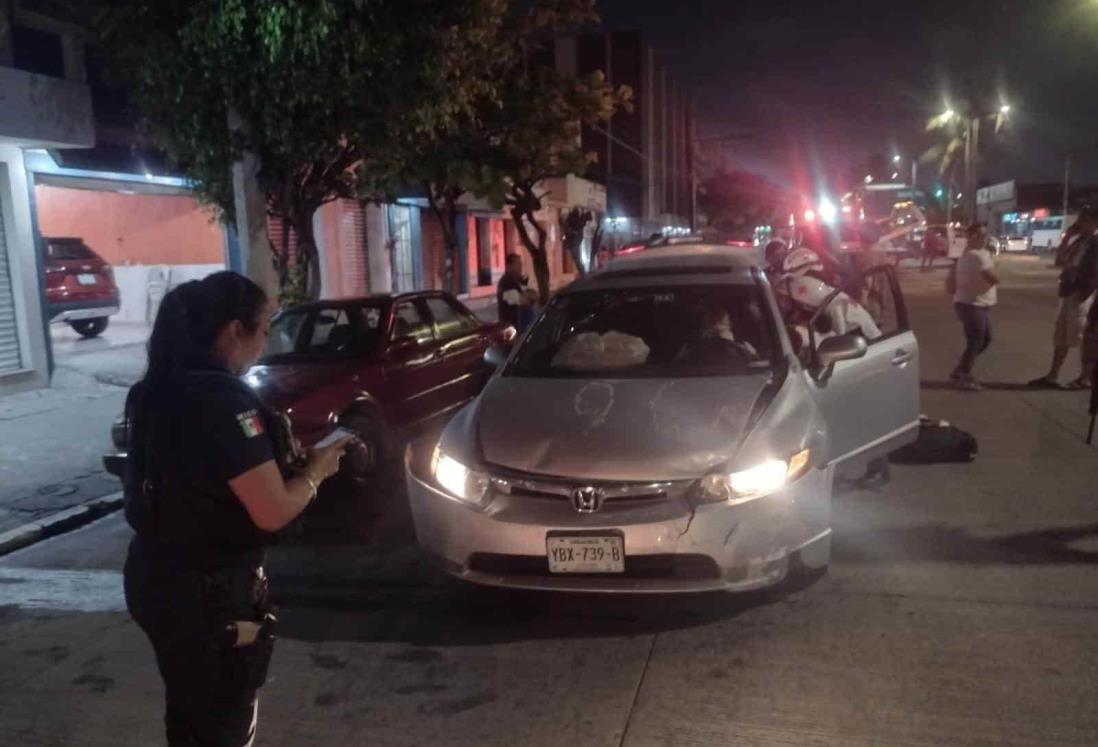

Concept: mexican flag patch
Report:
left=236, top=410, right=264, bottom=438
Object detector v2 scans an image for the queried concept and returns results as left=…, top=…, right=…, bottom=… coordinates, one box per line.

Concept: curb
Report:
left=0, top=492, right=124, bottom=557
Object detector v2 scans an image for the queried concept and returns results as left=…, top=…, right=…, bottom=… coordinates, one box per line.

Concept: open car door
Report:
left=808, top=265, right=921, bottom=476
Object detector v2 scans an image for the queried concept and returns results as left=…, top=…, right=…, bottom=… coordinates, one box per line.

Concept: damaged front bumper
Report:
left=405, top=448, right=832, bottom=594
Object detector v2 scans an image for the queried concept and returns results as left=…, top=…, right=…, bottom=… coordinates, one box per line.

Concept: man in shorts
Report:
left=1029, top=208, right=1098, bottom=389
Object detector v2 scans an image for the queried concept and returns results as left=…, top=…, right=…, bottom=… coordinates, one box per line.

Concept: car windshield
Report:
left=506, top=285, right=775, bottom=378
left=261, top=303, right=385, bottom=362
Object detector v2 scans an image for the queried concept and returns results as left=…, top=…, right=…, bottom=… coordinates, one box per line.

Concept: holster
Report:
left=199, top=566, right=276, bottom=690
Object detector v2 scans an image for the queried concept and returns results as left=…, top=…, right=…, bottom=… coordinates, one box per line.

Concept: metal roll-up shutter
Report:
left=0, top=194, right=23, bottom=374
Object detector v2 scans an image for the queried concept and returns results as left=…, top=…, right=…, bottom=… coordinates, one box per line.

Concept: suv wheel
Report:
left=70, top=317, right=109, bottom=338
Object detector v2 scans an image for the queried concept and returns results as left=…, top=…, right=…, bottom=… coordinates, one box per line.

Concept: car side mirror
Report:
left=815, top=333, right=868, bottom=370
left=484, top=343, right=511, bottom=370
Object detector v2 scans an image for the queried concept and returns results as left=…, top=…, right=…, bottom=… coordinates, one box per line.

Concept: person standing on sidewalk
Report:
left=123, top=272, right=351, bottom=746
left=497, top=253, right=538, bottom=333
left=950, top=224, right=1000, bottom=390
left=1028, top=209, right=1098, bottom=389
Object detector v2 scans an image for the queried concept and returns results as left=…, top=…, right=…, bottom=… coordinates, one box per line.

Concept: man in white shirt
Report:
left=951, top=223, right=1000, bottom=390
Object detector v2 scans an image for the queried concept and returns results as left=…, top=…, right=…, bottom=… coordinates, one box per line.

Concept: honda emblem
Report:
left=571, top=486, right=603, bottom=513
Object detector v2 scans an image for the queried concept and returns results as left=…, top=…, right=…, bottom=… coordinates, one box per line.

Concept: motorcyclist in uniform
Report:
left=779, top=248, right=882, bottom=351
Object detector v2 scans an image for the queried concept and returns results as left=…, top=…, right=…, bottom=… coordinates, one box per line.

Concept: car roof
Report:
left=569, top=244, right=759, bottom=292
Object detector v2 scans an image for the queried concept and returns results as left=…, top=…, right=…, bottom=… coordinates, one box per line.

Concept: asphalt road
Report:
left=2, top=255, right=1097, bottom=746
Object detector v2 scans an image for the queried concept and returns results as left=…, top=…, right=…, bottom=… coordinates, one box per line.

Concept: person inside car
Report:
left=676, top=299, right=760, bottom=365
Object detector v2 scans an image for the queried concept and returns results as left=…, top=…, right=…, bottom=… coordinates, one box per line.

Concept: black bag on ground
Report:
left=889, top=417, right=977, bottom=464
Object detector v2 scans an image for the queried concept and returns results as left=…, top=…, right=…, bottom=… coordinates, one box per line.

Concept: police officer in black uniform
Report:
left=123, top=272, right=351, bottom=746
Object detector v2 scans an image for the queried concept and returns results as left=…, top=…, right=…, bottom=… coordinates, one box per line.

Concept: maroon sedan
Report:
left=44, top=237, right=121, bottom=338
left=105, top=291, right=511, bottom=477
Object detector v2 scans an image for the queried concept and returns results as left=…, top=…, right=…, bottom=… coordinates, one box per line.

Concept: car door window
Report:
left=809, top=267, right=905, bottom=351
left=390, top=301, right=435, bottom=345
left=844, top=267, right=904, bottom=340
left=424, top=297, right=479, bottom=342
left=306, top=309, right=353, bottom=354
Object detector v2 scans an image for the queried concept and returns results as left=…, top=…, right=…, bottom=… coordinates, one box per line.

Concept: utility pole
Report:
left=1062, top=154, right=1071, bottom=221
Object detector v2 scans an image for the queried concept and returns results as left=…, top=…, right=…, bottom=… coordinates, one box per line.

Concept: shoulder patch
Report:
left=236, top=410, right=265, bottom=438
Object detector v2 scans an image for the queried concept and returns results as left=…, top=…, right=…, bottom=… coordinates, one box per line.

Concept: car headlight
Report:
left=700, top=448, right=811, bottom=505
left=431, top=444, right=492, bottom=508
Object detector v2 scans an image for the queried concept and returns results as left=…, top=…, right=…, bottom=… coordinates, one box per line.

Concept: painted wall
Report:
left=112, top=264, right=225, bottom=324
left=34, top=185, right=223, bottom=266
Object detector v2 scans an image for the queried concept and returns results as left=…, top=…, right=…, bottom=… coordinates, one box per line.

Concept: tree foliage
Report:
left=99, top=0, right=506, bottom=302
left=369, top=0, right=630, bottom=304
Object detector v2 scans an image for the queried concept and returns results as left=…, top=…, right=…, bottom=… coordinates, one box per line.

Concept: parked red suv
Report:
left=104, top=291, right=513, bottom=478
left=44, top=237, right=121, bottom=338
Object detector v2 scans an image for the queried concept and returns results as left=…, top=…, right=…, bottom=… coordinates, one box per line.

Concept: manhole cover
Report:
left=36, top=484, right=78, bottom=497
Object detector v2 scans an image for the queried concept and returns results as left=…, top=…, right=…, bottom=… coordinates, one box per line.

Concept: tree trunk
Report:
left=424, top=182, right=464, bottom=294
left=281, top=205, right=322, bottom=303
left=513, top=206, right=551, bottom=305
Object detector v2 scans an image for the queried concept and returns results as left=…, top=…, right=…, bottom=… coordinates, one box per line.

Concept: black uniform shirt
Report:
left=126, top=357, right=277, bottom=569
left=497, top=274, right=524, bottom=327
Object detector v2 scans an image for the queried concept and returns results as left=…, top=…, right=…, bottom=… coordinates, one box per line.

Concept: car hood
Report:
left=476, top=374, right=772, bottom=482
left=244, top=362, right=355, bottom=411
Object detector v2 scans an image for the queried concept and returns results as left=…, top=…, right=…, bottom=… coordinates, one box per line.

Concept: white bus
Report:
left=1030, top=215, right=1076, bottom=251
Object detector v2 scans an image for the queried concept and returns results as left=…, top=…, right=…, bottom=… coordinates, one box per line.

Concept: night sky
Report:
left=599, top=0, right=1098, bottom=193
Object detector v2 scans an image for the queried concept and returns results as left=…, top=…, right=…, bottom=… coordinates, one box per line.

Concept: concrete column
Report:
left=0, top=145, right=50, bottom=393
left=61, top=35, right=86, bottom=83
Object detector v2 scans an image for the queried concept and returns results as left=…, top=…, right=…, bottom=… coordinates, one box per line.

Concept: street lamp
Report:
left=999, top=104, right=1011, bottom=115
left=864, top=174, right=873, bottom=184
left=892, top=154, right=901, bottom=164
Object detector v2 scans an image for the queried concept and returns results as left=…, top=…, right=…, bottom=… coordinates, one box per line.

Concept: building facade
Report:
left=0, top=1, right=94, bottom=395
left=977, top=180, right=1098, bottom=241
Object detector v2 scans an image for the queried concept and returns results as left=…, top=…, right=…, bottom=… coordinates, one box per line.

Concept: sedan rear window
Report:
left=262, top=304, right=384, bottom=362
left=46, top=240, right=95, bottom=260
left=506, top=285, right=776, bottom=378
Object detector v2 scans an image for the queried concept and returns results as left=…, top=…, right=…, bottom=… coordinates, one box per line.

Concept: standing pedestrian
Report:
left=1028, top=208, right=1098, bottom=389
left=920, top=228, right=941, bottom=272
left=123, top=272, right=352, bottom=746
left=497, top=253, right=537, bottom=333
left=950, top=223, right=1000, bottom=390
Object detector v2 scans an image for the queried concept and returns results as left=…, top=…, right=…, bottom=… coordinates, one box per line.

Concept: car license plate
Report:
left=547, top=535, right=624, bottom=574
left=77, top=274, right=97, bottom=285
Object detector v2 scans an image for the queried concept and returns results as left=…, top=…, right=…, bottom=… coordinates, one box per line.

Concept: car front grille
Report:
left=488, top=469, right=694, bottom=509
left=468, top=553, right=721, bottom=580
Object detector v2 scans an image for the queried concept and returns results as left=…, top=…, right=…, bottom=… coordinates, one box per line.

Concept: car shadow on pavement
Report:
left=833, top=522, right=1098, bottom=566
left=273, top=573, right=822, bottom=647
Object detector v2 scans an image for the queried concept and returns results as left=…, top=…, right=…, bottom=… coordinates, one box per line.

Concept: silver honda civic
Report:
left=406, top=244, right=920, bottom=593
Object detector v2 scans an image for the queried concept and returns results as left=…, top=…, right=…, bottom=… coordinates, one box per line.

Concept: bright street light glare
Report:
left=818, top=198, right=837, bottom=223
left=944, top=108, right=956, bottom=120
left=864, top=174, right=873, bottom=184
left=892, top=154, right=901, bottom=163
left=1000, top=104, right=1011, bottom=115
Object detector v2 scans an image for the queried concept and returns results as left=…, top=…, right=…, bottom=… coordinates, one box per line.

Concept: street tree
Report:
left=380, top=0, right=628, bottom=303
left=100, top=0, right=504, bottom=303
left=699, top=170, right=791, bottom=238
